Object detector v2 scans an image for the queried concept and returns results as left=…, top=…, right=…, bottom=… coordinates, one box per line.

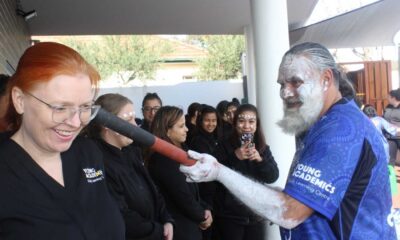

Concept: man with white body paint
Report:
left=180, top=42, right=397, bottom=239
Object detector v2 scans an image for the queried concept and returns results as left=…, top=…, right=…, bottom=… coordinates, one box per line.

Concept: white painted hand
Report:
left=179, top=150, right=220, bottom=182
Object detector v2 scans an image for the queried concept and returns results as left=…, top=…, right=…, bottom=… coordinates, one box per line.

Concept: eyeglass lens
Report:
left=52, top=106, right=100, bottom=124
left=143, top=106, right=160, bottom=112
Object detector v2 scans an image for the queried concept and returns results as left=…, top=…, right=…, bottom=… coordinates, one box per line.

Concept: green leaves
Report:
left=192, top=35, right=245, bottom=81
left=60, top=35, right=244, bottom=84
left=61, top=36, right=171, bottom=84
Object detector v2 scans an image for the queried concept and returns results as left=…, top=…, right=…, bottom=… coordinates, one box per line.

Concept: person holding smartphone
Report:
left=213, top=103, right=279, bottom=240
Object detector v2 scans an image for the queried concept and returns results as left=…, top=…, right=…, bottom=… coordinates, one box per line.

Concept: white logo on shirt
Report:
left=292, top=163, right=336, bottom=194
left=83, top=168, right=104, bottom=183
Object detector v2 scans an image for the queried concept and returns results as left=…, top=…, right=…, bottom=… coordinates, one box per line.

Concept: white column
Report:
left=250, top=0, right=296, bottom=239
left=244, top=25, right=257, bottom=105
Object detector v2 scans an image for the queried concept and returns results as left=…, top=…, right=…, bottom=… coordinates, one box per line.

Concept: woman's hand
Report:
left=235, top=142, right=262, bottom=162
left=234, top=142, right=251, bottom=160
left=163, top=222, right=173, bottom=240
left=248, top=146, right=262, bottom=162
left=199, top=210, right=213, bottom=230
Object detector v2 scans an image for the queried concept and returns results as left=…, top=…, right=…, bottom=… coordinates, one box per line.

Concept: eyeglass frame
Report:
left=142, top=106, right=161, bottom=113
left=118, top=111, right=136, bottom=122
left=25, top=92, right=100, bottom=125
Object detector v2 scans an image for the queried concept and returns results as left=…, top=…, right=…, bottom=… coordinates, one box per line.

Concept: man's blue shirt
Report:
left=281, top=99, right=396, bottom=239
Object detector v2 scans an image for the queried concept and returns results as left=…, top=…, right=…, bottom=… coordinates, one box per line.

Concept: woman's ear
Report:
left=11, top=87, right=25, bottom=114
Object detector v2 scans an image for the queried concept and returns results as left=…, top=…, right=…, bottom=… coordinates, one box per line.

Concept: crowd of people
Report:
left=0, top=41, right=397, bottom=240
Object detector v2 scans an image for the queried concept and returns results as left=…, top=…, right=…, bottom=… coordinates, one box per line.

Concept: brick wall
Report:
left=0, top=0, right=31, bottom=75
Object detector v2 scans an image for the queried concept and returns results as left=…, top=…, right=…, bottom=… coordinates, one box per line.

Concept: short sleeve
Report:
left=284, top=110, right=367, bottom=219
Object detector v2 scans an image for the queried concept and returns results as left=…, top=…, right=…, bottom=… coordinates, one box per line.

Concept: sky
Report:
left=306, top=0, right=380, bottom=26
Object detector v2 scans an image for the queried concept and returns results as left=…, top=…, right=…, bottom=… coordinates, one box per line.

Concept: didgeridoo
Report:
left=93, top=108, right=196, bottom=166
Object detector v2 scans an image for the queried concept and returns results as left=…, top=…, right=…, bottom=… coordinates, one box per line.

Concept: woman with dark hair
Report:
left=85, top=93, right=174, bottom=240
left=0, top=42, right=124, bottom=239
left=216, top=100, right=229, bottom=120
left=189, top=104, right=221, bottom=240
left=185, top=102, right=202, bottom=145
left=140, top=92, right=163, bottom=160
left=148, top=106, right=212, bottom=240
left=213, top=103, right=279, bottom=240
left=225, top=101, right=239, bottom=125
left=216, top=100, right=229, bottom=126
left=190, top=104, right=222, bottom=161
left=189, top=104, right=221, bottom=204
left=140, top=92, right=163, bottom=132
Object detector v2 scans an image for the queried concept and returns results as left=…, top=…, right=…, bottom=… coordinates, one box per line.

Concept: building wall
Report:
left=99, top=80, right=244, bottom=119
left=0, top=0, right=31, bottom=74
left=156, top=62, right=199, bottom=81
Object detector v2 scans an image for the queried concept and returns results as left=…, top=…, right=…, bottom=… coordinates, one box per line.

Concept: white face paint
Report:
left=236, top=112, right=257, bottom=135
left=277, top=55, right=325, bottom=135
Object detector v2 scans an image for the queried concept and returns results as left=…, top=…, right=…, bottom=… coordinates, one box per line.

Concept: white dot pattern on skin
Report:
left=238, top=114, right=256, bottom=120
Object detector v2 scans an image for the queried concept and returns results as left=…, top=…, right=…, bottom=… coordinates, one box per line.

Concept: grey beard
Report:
left=277, top=110, right=310, bottom=135
left=277, top=91, right=324, bottom=136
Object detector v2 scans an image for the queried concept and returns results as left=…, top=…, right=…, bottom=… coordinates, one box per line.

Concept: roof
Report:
left=159, top=37, right=207, bottom=62
left=20, top=0, right=400, bottom=48
left=19, top=0, right=317, bottom=35
left=290, top=0, right=400, bottom=48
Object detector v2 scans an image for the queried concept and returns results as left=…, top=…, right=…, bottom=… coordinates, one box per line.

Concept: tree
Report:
left=61, top=36, right=172, bottom=84
left=188, top=35, right=245, bottom=80
left=102, top=36, right=171, bottom=84
left=61, top=38, right=111, bottom=79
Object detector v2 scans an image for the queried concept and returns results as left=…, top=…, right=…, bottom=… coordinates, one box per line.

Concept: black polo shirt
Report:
left=0, top=136, right=125, bottom=240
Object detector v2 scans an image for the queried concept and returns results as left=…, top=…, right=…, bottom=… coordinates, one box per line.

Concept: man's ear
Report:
left=322, top=69, right=334, bottom=90
left=323, top=81, right=329, bottom=91
left=11, top=87, right=25, bottom=114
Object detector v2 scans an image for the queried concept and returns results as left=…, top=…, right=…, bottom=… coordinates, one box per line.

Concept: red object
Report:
left=150, top=137, right=196, bottom=166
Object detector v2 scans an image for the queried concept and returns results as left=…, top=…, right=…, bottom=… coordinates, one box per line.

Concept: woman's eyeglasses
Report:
left=25, top=92, right=100, bottom=125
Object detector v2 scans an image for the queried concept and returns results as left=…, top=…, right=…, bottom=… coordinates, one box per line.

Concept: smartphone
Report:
left=240, top=133, right=254, bottom=148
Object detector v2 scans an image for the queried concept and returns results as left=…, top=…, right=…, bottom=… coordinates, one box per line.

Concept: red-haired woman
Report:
left=0, top=42, right=124, bottom=239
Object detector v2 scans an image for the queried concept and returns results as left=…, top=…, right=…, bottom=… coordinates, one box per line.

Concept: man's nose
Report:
left=280, top=85, right=295, bottom=99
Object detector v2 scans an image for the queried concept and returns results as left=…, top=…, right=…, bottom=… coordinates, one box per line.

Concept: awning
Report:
left=290, top=0, right=400, bottom=48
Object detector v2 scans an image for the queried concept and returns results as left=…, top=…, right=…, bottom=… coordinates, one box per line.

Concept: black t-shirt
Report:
left=0, top=136, right=125, bottom=240
left=148, top=152, right=206, bottom=240
left=0, top=131, right=11, bottom=144
left=95, top=140, right=173, bottom=240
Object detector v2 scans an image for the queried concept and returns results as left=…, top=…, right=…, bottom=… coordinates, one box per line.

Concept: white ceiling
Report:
left=19, top=0, right=317, bottom=35
left=19, top=0, right=400, bottom=48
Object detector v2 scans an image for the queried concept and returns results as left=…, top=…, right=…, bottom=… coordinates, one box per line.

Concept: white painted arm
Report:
left=180, top=150, right=313, bottom=229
